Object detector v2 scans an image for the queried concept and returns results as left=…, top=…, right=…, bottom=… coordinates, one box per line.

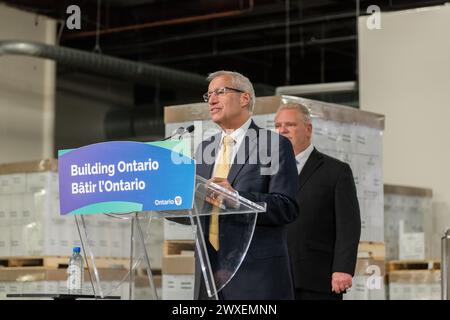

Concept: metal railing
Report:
left=441, top=229, right=450, bottom=299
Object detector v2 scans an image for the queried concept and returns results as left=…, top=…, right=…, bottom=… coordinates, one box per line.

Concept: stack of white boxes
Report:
left=63, top=212, right=132, bottom=260
left=383, top=185, right=437, bottom=300
left=384, top=184, right=432, bottom=260
left=133, top=275, right=163, bottom=300
left=165, top=96, right=385, bottom=243
left=0, top=160, right=133, bottom=259
left=0, top=160, right=63, bottom=257
left=344, top=256, right=386, bottom=300
left=144, top=218, right=164, bottom=271
left=0, top=268, right=131, bottom=299
left=389, top=270, right=440, bottom=300
left=162, top=219, right=195, bottom=300
left=342, top=242, right=387, bottom=300
left=165, top=95, right=385, bottom=300
left=0, top=160, right=144, bottom=299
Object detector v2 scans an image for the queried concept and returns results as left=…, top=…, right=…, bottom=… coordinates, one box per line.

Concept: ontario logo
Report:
left=154, top=196, right=182, bottom=206
left=174, top=196, right=182, bottom=206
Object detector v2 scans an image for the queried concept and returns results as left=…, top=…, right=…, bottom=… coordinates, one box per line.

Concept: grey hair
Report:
left=206, top=70, right=256, bottom=113
left=276, top=103, right=311, bottom=124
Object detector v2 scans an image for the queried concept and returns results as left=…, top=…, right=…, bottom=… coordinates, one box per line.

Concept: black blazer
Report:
left=194, top=120, right=299, bottom=299
left=287, top=148, right=361, bottom=293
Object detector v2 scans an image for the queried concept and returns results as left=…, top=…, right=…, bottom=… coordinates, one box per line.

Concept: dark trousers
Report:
left=295, top=288, right=343, bottom=300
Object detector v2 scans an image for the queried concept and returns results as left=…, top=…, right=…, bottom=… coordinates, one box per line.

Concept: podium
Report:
left=74, top=174, right=266, bottom=300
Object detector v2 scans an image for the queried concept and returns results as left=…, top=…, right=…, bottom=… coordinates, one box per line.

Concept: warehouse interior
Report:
left=0, top=0, right=449, bottom=300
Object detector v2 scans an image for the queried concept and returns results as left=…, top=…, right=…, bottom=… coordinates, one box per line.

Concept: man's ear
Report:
left=240, top=92, right=250, bottom=109
left=307, top=122, right=313, bottom=137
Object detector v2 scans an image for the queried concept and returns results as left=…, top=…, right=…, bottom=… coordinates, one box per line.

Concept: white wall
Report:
left=359, top=5, right=450, bottom=256
left=0, top=4, right=56, bottom=163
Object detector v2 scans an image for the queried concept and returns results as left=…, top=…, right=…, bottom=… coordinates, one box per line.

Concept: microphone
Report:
left=162, top=125, right=194, bottom=141
left=178, top=125, right=195, bottom=139
left=162, top=126, right=185, bottom=141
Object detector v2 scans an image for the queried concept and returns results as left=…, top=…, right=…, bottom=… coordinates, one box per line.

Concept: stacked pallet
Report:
left=0, top=256, right=131, bottom=299
left=0, top=256, right=129, bottom=269
left=0, top=159, right=166, bottom=299
left=161, top=219, right=195, bottom=300
left=387, top=260, right=441, bottom=300
left=384, top=185, right=432, bottom=261
left=134, top=217, right=164, bottom=273
left=344, top=241, right=386, bottom=300
left=165, top=96, right=385, bottom=243
left=133, top=274, right=163, bottom=300
left=0, top=159, right=133, bottom=258
left=161, top=239, right=195, bottom=300
left=165, top=96, right=386, bottom=300
left=0, top=255, right=163, bottom=300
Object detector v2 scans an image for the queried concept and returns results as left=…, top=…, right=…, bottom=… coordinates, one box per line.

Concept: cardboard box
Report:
left=358, top=241, right=386, bottom=260
left=0, top=195, right=9, bottom=220
left=399, top=232, right=425, bottom=260
left=120, top=219, right=131, bottom=259
left=110, top=222, right=123, bottom=258
left=344, top=257, right=386, bottom=300
left=0, top=163, right=76, bottom=257
left=388, top=270, right=440, bottom=300
left=0, top=176, right=9, bottom=194
left=133, top=275, right=162, bottom=300
left=0, top=157, right=185, bottom=263
left=0, top=226, right=10, bottom=257
left=0, top=267, right=130, bottom=299
left=9, top=174, right=26, bottom=194
left=162, top=240, right=195, bottom=275
left=165, top=96, right=385, bottom=242
left=384, top=185, right=432, bottom=260
left=163, top=219, right=195, bottom=240
left=0, top=159, right=58, bottom=175
left=162, top=274, right=194, bottom=300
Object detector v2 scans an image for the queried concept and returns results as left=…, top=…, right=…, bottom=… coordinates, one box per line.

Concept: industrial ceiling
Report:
left=1, top=0, right=446, bottom=143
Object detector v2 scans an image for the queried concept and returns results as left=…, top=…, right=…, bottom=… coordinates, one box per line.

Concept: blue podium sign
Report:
left=58, top=140, right=195, bottom=215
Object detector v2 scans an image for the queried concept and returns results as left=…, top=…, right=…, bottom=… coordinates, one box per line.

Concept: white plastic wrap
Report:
left=166, top=104, right=384, bottom=242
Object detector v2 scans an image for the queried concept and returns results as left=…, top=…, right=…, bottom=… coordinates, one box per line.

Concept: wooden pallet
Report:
left=358, top=241, right=386, bottom=260
left=136, top=268, right=162, bottom=277
left=0, top=256, right=130, bottom=269
left=387, top=260, right=440, bottom=272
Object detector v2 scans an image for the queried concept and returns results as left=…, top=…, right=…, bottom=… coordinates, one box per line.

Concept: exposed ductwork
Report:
left=0, top=40, right=274, bottom=141
left=0, top=40, right=207, bottom=91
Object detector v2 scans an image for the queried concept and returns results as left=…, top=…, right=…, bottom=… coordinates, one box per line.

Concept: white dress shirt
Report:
left=295, top=143, right=314, bottom=175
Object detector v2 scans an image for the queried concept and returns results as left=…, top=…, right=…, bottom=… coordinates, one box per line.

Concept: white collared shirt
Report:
left=295, top=143, right=314, bottom=175
left=213, top=117, right=252, bottom=175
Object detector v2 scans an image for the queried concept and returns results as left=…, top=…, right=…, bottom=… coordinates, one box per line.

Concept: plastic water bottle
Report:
left=67, top=247, right=84, bottom=295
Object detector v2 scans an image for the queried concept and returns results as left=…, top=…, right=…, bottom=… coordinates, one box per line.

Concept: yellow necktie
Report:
left=209, top=135, right=234, bottom=251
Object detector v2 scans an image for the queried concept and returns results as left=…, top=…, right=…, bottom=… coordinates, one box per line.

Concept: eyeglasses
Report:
left=203, top=87, right=245, bottom=102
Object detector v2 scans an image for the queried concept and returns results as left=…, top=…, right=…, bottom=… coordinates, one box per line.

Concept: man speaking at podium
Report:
left=194, top=70, right=299, bottom=299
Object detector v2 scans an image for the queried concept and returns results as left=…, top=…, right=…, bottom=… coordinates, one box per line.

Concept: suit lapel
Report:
left=198, top=133, right=221, bottom=179
left=227, top=120, right=259, bottom=185
left=298, top=148, right=324, bottom=190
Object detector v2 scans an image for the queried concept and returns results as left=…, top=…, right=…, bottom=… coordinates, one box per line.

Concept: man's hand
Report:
left=331, top=272, right=352, bottom=294
left=210, top=177, right=235, bottom=193
left=209, top=177, right=239, bottom=208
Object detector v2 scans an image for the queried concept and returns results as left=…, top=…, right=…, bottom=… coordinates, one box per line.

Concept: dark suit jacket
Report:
left=194, top=120, right=299, bottom=299
left=287, top=148, right=361, bottom=294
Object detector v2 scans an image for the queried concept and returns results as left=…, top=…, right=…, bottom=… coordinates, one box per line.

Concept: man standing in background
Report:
left=275, top=102, right=361, bottom=300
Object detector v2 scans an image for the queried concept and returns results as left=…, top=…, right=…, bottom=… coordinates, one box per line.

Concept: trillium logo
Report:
left=154, top=196, right=183, bottom=206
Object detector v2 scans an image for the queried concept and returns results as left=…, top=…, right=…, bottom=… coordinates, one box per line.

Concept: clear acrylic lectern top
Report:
left=76, top=175, right=266, bottom=300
